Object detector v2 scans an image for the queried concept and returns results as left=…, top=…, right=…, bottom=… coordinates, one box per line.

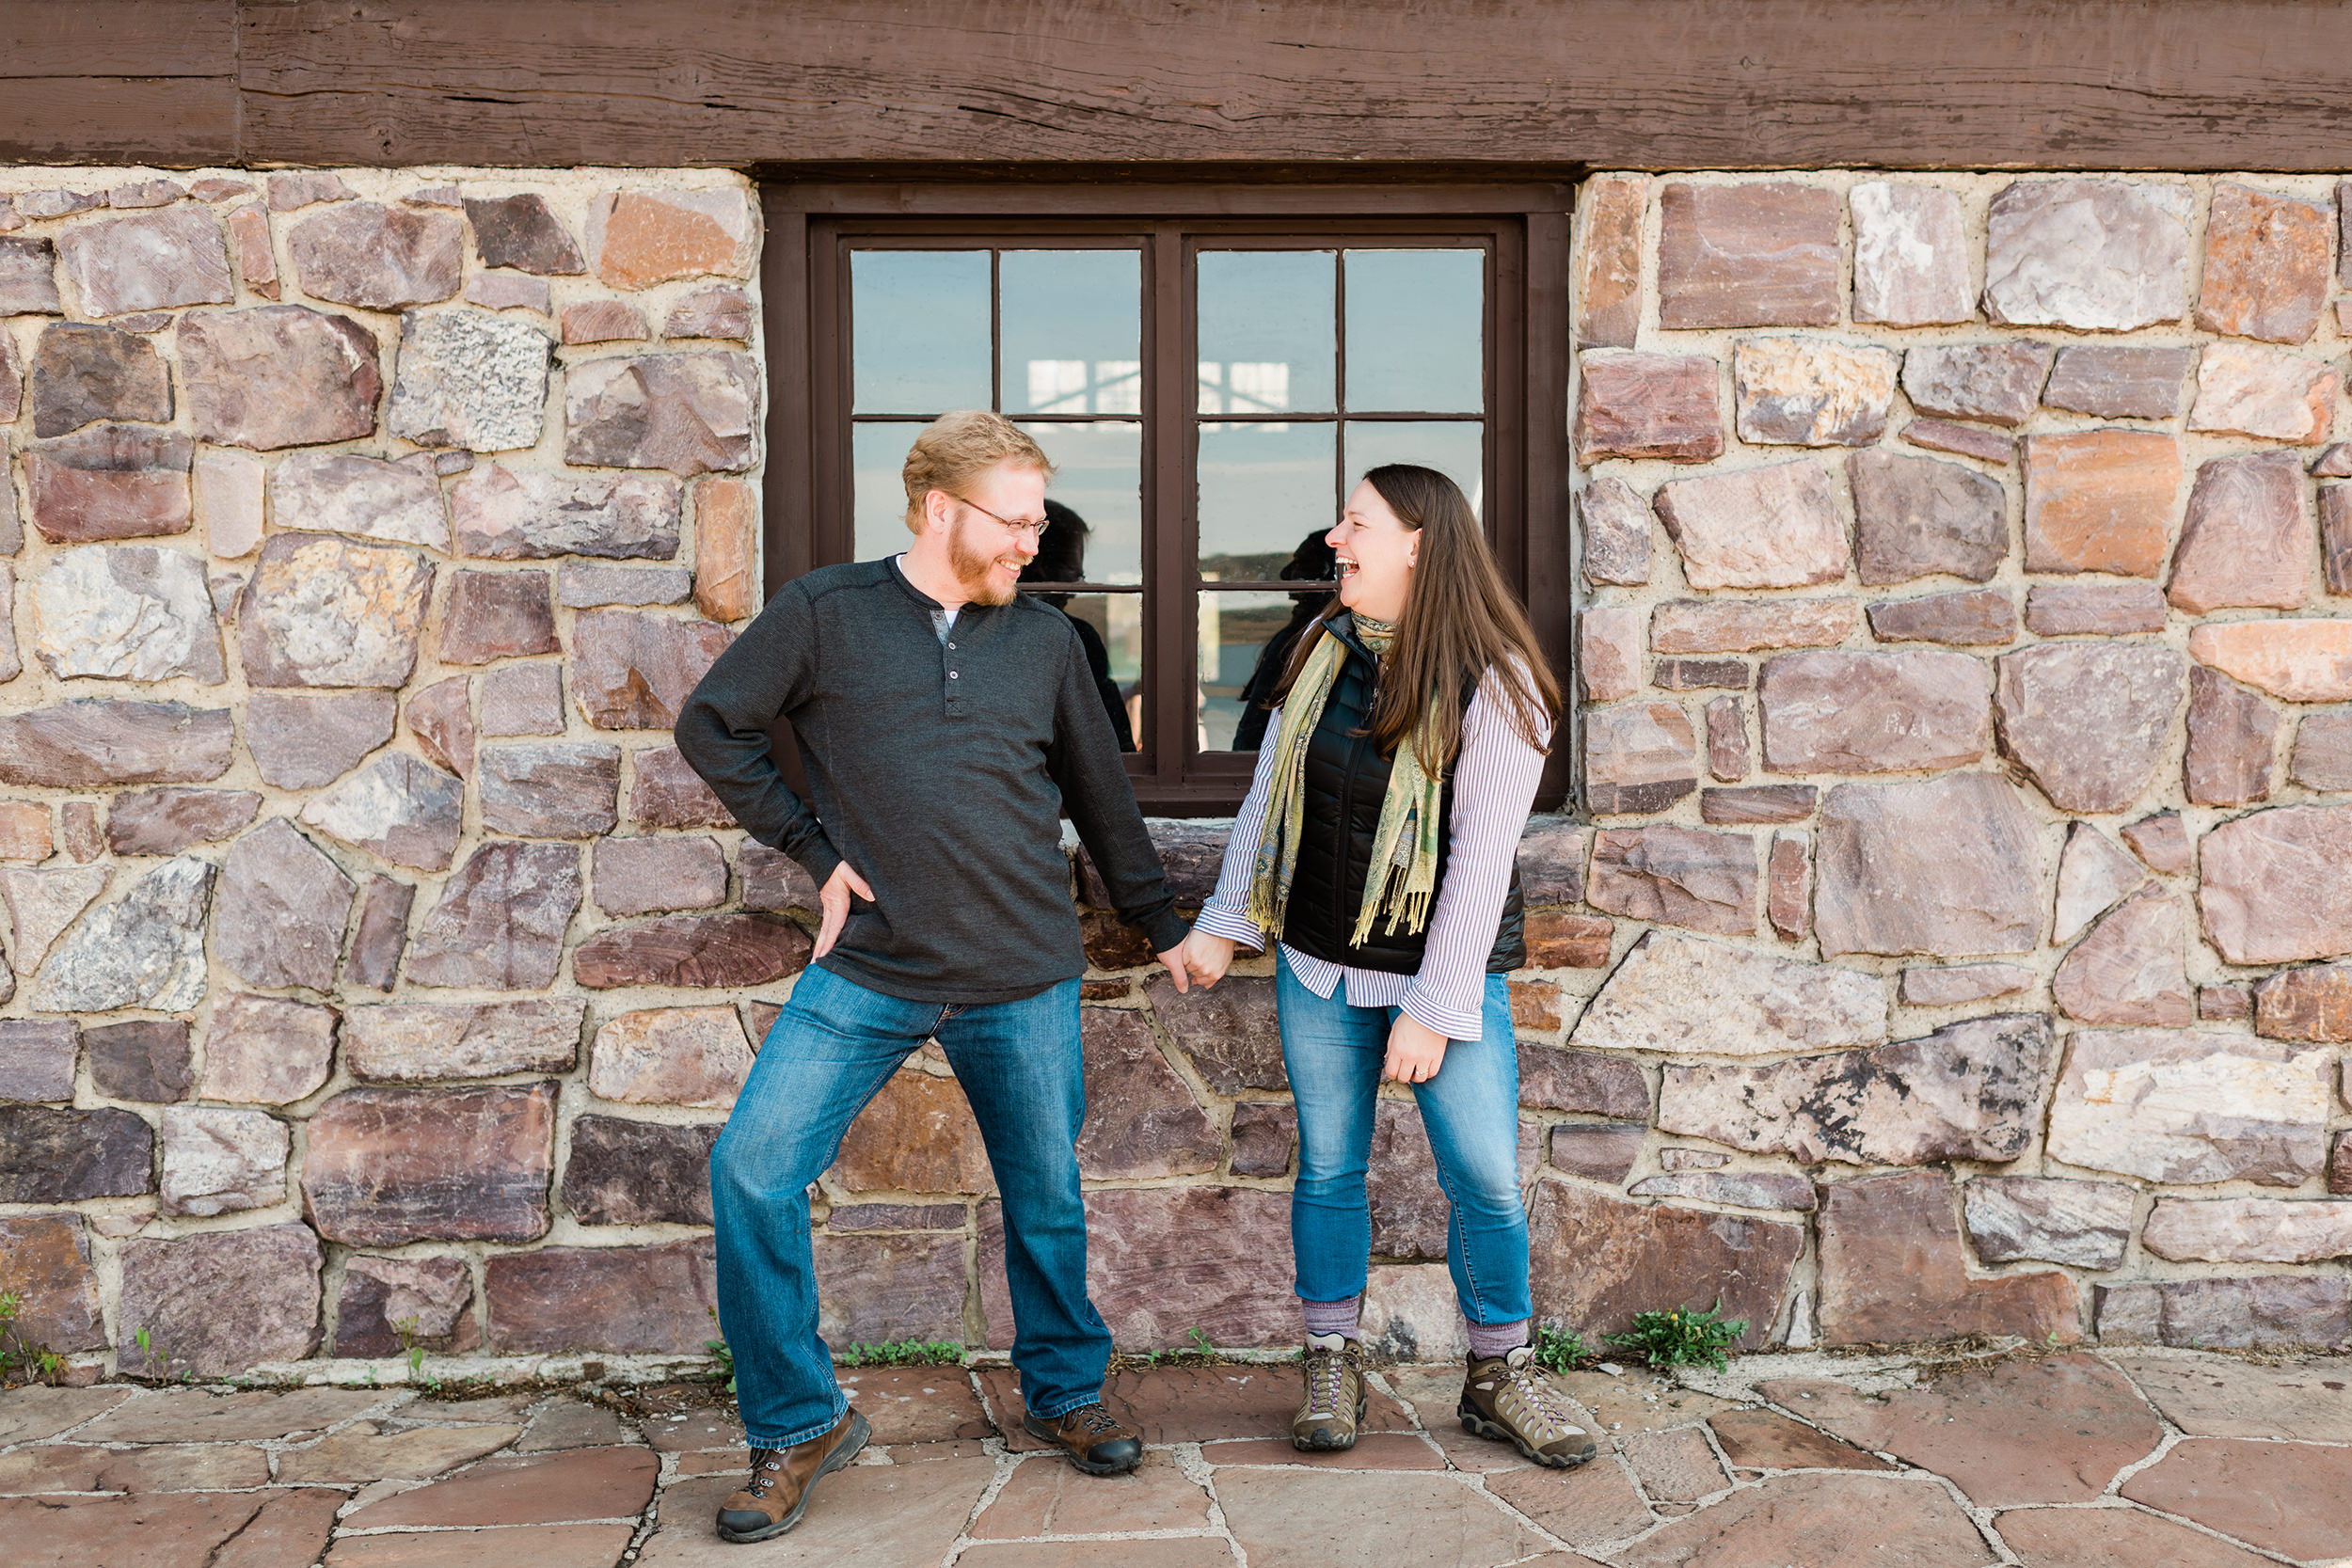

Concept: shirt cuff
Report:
left=1400, top=987, right=1484, bottom=1044
left=1138, top=906, right=1191, bottom=956
left=1193, top=900, right=1267, bottom=953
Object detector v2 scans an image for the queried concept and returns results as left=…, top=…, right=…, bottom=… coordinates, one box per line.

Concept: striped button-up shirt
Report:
left=1195, top=668, right=1549, bottom=1041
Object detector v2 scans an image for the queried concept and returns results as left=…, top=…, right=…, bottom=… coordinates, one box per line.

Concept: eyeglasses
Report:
left=949, top=493, right=1051, bottom=544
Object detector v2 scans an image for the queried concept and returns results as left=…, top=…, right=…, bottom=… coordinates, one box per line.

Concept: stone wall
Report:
left=1, top=163, right=2347, bottom=1383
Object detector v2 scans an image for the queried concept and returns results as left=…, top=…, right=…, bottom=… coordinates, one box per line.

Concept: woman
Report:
left=1179, top=465, right=1591, bottom=1467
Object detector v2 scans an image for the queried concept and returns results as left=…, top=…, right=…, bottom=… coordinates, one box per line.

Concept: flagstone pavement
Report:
left=3, top=1347, right=2347, bottom=1566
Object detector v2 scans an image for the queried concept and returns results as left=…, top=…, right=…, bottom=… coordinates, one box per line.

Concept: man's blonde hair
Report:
left=901, top=411, right=1055, bottom=531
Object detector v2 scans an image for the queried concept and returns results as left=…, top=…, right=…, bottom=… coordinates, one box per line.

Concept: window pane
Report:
left=1343, top=249, right=1485, bottom=413
left=1343, top=420, right=1486, bottom=518
left=1199, top=421, right=1335, bottom=579
left=852, top=422, right=924, bottom=562
left=1198, top=251, right=1336, bottom=415
left=1200, top=590, right=1315, bottom=752
left=852, top=250, right=990, bottom=414
left=1003, top=251, right=1142, bottom=415
left=1018, top=421, right=1141, bottom=585
left=1035, top=592, right=1146, bottom=752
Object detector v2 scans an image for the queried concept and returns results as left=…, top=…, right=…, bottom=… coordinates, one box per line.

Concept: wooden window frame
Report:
left=759, top=180, right=1575, bottom=815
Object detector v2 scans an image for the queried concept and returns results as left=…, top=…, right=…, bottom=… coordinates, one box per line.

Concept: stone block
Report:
left=0, top=339, right=18, bottom=427
left=467, top=270, right=549, bottom=312
left=1708, top=695, right=1749, bottom=782
left=267, top=171, right=355, bottom=211
left=287, top=202, right=463, bottom=309
left=1659, top=1012, right=2052, bottom=1167
left=564, top=1116, right=719, bottom=1227
left=592, top=836, right=727, bottom=919
left=1702, top=784, right=1815, bottom=824
left=1077, top=1007, right=1218, bottom=1180
left=2054, top=821, right=2145, bottom=944
left=1582, top=703, right=1695, bottom=816
left=29, top=322, right=169, bottom=436
left=452, top=462, right=683, bottom=560
left=561, top=299, right=646, bottom=343
left=405, top=840, right=582, bottom=990
left=1901, top=417, right=2014, bottom=464
left=304, top=1083, right=555, bottom=1243
left=1767, top=825, right=1808, bottom=940
left=1994, top=642, right=2185, bottom=814
left=405, top=674, right=473, bottom=779
left=1817, top=1170, right=2077, bottom=1347
left=2326, top=483, right=2352, bottom=594
left=2169, top=451, right=2310, bottom=616
left=1659, top=657, right=1750, bottom=690
left=587, top=1006, right=755, bottom=1109
left=1577, top=605, right=1641, bottom=703
left=2022, top=582, right=2167, bottom=636
left=2337, top=1132, right=2352, bottom=1197
left=2292, top=713, right=2352, bottom=791
left=1814, top=773, right=2042, bottom=958
left=181, top=306, right=381, bottom=450
left=1578, top=476, right=1650, bottom=586
left=2022, top=429, right=2181, bottom=577
left=345, top=876, right=415, bottom=992
left=1528, top=1180, right=1801, bottom=1348
left=565, top=352, right=759, bottom=476
left=692, top=477, right=757, bottom=621
left=1866, top=589, right=2014, bottom=646
left=1516, top=817, right=1588, bottom=907
left=2253, top=962, right=2352, bottom=1042
left=569, top=610, right=732, bottom=730
left=2199, top=803, right=2352, bottom=962
left=464, top=192, right=585, bottom=274
left=216, top=818, right=355, bottom=993
left=85, top=1018, right=191, bottom=1103
left=1587, top=825, right=1755, bottom=935
left=0, top=864, right=108, bottom=975
left=1547, top=1122, right=1646, bottom=1181
left=0, top=802, right=48, bottom=863
left=2185, top=667, right=2279, bottom=808
left=1962, top=1177, right=2133, bottom=1269
left=0, top=1105, right=151, bottom=1202
left=2095, top=1275, right=2350, bottom=1352
left=386, top=308, right=552, bottom=452
left=1228, top=1101, right=1296, bottom=1178
left=1850, top=182, right=1971, bottom=325
left=239, top=533, right=434, bottom=689
left=2122, top=810, right=2193, bottom=874
left=1761, top=649, right=1991, bottom=774
left=1572, top=928, right=1883, bottom=1056
left=2200, top=983, right=2254, bottom=1022
left=56, top=208, right=232, bottom=316
left=30, top=546, right=219, bottom=684
left=485, top=1240, right=718, bottom=1354
left=739, top=842, right=818, bottom=912
left=1899, top=962, right=2031, bottom=1006
left=2190, top=619, right=2352, bottom=705
left=2048, top=1027, right=2330, bottom=1185
left=199, top=992, right=336, bottom=1106
left=587, top=187, right=755, bottom=289
left=630, top=744, right=732, bottom=828
left=1848, top=450, right=2005, bottom=586
left=1658, top=181, right=1838, bottom=328
left=1900, top=341, right=2051, bottom=427
left=1575, top=173, right=1647, bottom=348
left=1653, top=460, right=1847, bottom=590
left=1629, top=1172, right=1815, bottom=1211
left=479, top=742, right=621, bottom=838
left=0, top=233, right=62, bottom=312
left=2196, top=182, right=2332, bottom=343
left=2188, top=341, right=2339, bottom=443
left=0, top=1214, right=104, bottom=1354
left=1981, top=178, right=2192, bottom=331
left=1146, top=973, right=1285, bottom=1091
left=297, top=753, right=467, bottom=871
left=1650, top=597, right=1855, bottom=655
left=24, top=424, right=191, bottom=543
left=1523, top=909, right=1612, bottom=968
left=246, top=689, right=396, bottom=790
left=57, top=802, right=97, bottom=863
left=560, top=563, right=693, bottom=608
left=225, top=201, right=276, bottom=298
left=834, top=1063, right=993, bottom=1193
left=2142, top=1197, right=2352, bottom=1263
left=666, top=285, right=755, bottom=341
left=270, top=450, right=446, bottom=551
left=159, top=1106, right=287, bottom=1216
left=574, top=911, right=809, bottom=989
left=2053, top=885, right=2191, bottom=1026
left=478, top=662, right=565, bottom=736
left=0, top=1019, right=76, bottom=1102
left=334, top=1256, right=478, bottom=1358
left=194, top=447, right=262, bottom=559
left=1734, top=337, right=1897, bottom=446
left=815, top=1232, right=969, bottom=1347
left=1573, top=353, right=1723, bottom=464
left=2041, top=342, right=2196, bottom=419
left=31, top=857, right=214, bottom=1014
left=345, top=997, right=584, bottom=1082
left=116, top=1224, right=321, bottom=1376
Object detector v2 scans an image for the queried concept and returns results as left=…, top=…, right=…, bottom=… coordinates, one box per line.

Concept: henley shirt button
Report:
left=948, top=671, right=959, bottom=678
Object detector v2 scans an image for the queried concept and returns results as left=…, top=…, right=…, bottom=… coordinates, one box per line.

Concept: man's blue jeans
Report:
left=709, top=965, right=1110, bottom=1448
left=1276, top=950, right=1532, bottom=1328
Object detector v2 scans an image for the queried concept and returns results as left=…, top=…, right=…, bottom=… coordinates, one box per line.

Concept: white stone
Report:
left=1851, top=182, right=1974, bottom=326
left=268, top=451, right=449, bottom=552
left=2054, top=821, right=2147, bottom=944
left=1360, top=1264, right=1470, bottom=1362
left=2141, top=1198, right=2352, bottom=1263
left=1981, top=179, right=2193, bottom=331
left=1569, top=928, right=1885, bottom=1057
left=31, top=857, right=215, bottom=1014
left=297, top=752, right=466, bottom=872
left=1962, top=1178, right=2136, bottom=1269
left=1733, top=337, right=1899, bottom=446
left=386, top=308, right=553, bottom=452
left=161, top=1106, right=289, bottom=1217
left=2046, top=1028, right=2332, bottom=1187
left=2186, top=341, right=2340, bottom=444
left=451, top=462, right=682, bottom=560
left=196, top=448, right=263, bottom=559
left=1651, top=460, right=1849, bottom=590
left=0, top=865, right=109, bottom=974
left=32, top=546, right=224, bottom=683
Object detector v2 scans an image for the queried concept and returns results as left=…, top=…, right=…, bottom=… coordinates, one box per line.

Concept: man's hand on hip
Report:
left=813, top=862, right=875, bottom=959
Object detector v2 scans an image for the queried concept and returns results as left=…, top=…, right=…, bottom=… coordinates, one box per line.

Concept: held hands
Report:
left=1383, top=1013, right=1449, bottom=1084
left=812, top=862, right=876, bottom=959
left=1177, top=928, right=1235, bottom=990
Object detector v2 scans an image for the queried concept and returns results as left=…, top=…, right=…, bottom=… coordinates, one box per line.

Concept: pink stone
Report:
left=1653, top=460, right=1848, bottom=590
left=2023, top=429, right=2183, bottom=578
left=1850, top=182, right=1972, bottom=326
left=1575, top=174, right=1647, bottom=349
left=2189, top=619, right=2352, bottom=703
left=1586, top=825, right=1756, bottom=936
left=1761, top=649, right=1991, bottom=774
left=2187, top=342, right=2339, bottom=444
left=1577, top=605, right=1640, bottom=703
left=2169, top=451, right=2310, bottom=613
left=2195, top=182, right=2333, bottom=344
left=2055, top=885, right=2192, bottom=1026
left=287, top=202, right=463, bottom=309
left=1573, top=353, right=1723, bottom=464
left=561, top=299, right=648, bottom=344
left=1582, top=702, right=1696, bottom=816
left=2185, top=666, right=2280, bottom=807
left=1994, top=642, right=2186, bottom=813
left=1658, top=181, right=1839, bottom=329
left=56, top=209, right=232, bottom=316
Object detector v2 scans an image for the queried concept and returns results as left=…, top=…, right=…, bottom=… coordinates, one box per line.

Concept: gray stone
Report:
left=116, top=1225, right=322, bottom=1377
left=160, top=1107, right=288, bottom=1217
left=570, top=610, right=732, bottom=731
left=1848, top=450, right=2006, bottom=586
left=629, top=744, right=732, bottom=829
left=2047, top=1028, right=2332, bottom=1187
left=343, top=999, right=584, bottom=1088
left=1963, top=1177, right=2134, bottom=1269
left=1651, top=597, right=1857, bottom=655
left=0, top=1105, right=152, bottom=1202
left=1517, top=818, right=1590, bottom=907
left=1815, top=773, right=2042, bottom=958
left=1733, top=337, right=1898, bottom=446
left=268, top=451, right=449, bottom=551
left=0, top=1019, right=76, bottom=1102
left=0, top=234, right=61, bottom=313
left=195, top=994, right=331, bottom=1107
left=463, top=193, right=585, bottom=275
left=563, top=1117, right=719, bottom=1227
left=1653, top=460, right=1848, bottom=590
left=0, top=700, right=232, bottom=788
left=1228, top=1101, right=1297, bottom=1179
left=467, top=271, right=550, bottom=312
left=31, top=545, right=222, bottom=686
left=478, top=743, right=622, bottom=838
left=387, top=308, right=554, bottom=452
left=1994, top=642, right=2186, bottom=813
left=1528, top=1179, right=1803, bottom=1352
left=2169, top=451, right=2310, bottom=615
left=564, top=353, right=760, bottom=476
left=268, top=171, right=357, bottom=211
left=0, top=338, right=18, bottom=429
left=1628, top=1172, right=1816, bottom=1211
left=2142, top=1197, right=2352, bottom=1263
left=287, top=202, right=464, bottom=309
left=246, top=689, right=397, bottom=789
left=56, top=208, right=233, bottom=316
left=2042, top=344, right=2197, bottom=419
left=1981, top=179, right=2194, bottom=331
left=31, top=857, right=214, bottom=1014
left=297, top=752, right=467, bottom=871
left=1760, top=650, right=1991, bottom=774
left=2023, top=582, right=2168, bottom=637
left=1850, top=182, right=1973, bottom=326
left=1571, top=928, right=1884, bottom=1057
left=739, top=843, right=818, bottom=912
left=2185, top=666, right=2279, bottom=808
left=215, top=818, right=357, bottom=992
left=594, top=836, right=728, bottom=917
left=1659, top=1012, right=2052, bottom=1167
left=23, top=424, right=191, bottom=542
left=2095, top=1275, right=2350, bottom=1352
left=2291, top=713, right=2352, bottom=791
left=439, top=569, right=557, bottom=664
left=0, top=864, right=109, bottom=974
left=1703, top=784, right=1817, bottom=824
left=335, top=1256, right=477, bottom=1358
left=2055, top=821, right=2146, bottom=945
left=84, top=1018, right=193, bottom=1102
left=1578, top=476, right=1651, bottom=587
left=1547, top=1122, right=1645, bottom=1181
left=1899, top=962, right=2032, bottom=1006
left=406, top=675, right=473, bottom=779
left=1900, top=341, right=2052, bottom=427
left=559, top=563, right=692, bottom=607
left=479, top=662, right=565, bottom=735
left=405, top=841, right=583, bottom=990
left=238, top=533, right=435, bottom=689
left=1866, top=589, right=2015, bottom=646
left=1582, top=703, right=1697, bottom=816
left=1147, top=973, right=1285, bottom=1092
left=451, top=462, right=683, bottom=560
left=1587, top=825, right=1756, bottom=936
left=179, top=306, right=382, bottom=451
left=2198, top=804, right=2352, bottom=964
left=29, top=322, right=171, bottom=436
left=1709, top=694, right=1750, bottom=782
left=2055, top=885, right=2192, bottom=1027
left=1076, top=1007, right=1219, bottom=1180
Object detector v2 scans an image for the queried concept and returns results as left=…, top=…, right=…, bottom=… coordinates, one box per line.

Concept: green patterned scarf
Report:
left=1244, top=613, right=1447, bottom=946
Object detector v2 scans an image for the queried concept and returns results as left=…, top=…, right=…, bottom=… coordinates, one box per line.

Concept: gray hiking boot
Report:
left=1460, top=1345, right=1597, bottom=1468
left=1293, top=1332, right=1366, bottom=1451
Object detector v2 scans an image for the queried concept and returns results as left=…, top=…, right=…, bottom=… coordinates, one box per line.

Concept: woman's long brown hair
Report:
left=1269, top=464, right=1564, bottom=772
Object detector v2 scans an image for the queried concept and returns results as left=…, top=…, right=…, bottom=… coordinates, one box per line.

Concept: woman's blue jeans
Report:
left=709, top=965, right=1109, bottom=1448
left=1276, top=949, right=1532, bottom=1327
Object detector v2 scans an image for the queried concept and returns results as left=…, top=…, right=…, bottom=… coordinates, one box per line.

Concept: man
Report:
left=675, top=410, right=1189, bottom=1544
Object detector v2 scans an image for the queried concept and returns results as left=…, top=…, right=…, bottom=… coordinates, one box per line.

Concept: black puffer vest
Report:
left=1279, top=618, right=1527, bottom=975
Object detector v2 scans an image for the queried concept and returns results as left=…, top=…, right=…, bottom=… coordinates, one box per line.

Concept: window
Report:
left=764, top=184, right=1573, bottom=813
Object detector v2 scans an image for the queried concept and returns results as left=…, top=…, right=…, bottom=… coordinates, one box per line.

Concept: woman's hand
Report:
left=812, top=862, right=875, bottom=959
left=1178, top=928, right=1236, bottom=990
left=1383, top=1014, right=1449, bottom=1084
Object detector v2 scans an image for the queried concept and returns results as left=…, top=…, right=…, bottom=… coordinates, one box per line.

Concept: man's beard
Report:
left=951, top=515, right=1024, bottom=606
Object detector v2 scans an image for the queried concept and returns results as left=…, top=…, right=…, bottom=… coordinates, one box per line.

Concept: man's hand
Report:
left=812, top=862, right=875, bottom=959
left=1178, top=928, right=1235, bottom=990
left=1383, top=1014, right=1449, bottom=1085
left=1155, top=944, right=1191, bottom=993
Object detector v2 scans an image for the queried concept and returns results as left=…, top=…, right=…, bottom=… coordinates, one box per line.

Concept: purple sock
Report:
left=1300, top=1295, right=1362, bottom=1340
left=1465, top=1319, right=1530, bottom=1360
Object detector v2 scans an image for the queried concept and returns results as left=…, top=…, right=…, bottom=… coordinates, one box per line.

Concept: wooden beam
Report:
left=0, top=3, right=237, bottom=165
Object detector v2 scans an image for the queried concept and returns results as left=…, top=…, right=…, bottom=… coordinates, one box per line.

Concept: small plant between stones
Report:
left=0, top=1292, right=66, bottom=1387
left=1606, top=1303, right=1747, bottom=1373
left=706, top=1310, right=736, bottom=1396
left=1531, top=1326, right=1593, bottom=1374
left=1127, top=1326, right=1220, bottom=1370
left=392, top=1315, right=436, bottom=1391
left=837, top=1339, right=967, bottom=1369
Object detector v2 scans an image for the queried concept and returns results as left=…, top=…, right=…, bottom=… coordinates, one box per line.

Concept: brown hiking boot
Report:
left=1022, top=1402, right=1143, bottom=1475
left=1460, top=1346, right=1597, bottom=1468
left=715, top=1408, right=869, bottom=1543
left=1293, top=1333, right=1366, bottom=1451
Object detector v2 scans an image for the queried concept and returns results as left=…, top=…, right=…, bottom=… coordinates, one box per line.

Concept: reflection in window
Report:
left=1026, top=359, right=1143, bottom=416
left=1198, top=591, right=1297, bottom=751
